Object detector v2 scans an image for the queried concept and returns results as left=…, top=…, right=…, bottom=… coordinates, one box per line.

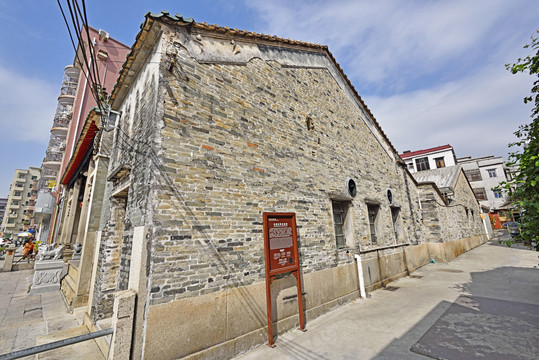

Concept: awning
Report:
left=60, top=108, right=101, bottom=185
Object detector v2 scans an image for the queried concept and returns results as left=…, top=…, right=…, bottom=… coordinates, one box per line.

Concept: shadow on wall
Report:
left=116, top=131, right=275, bottom=328
left=372, top=265, right=539, bottom=360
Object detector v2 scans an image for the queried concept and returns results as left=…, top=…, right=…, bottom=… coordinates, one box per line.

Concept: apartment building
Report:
left=0, top=198, right=7, bottom=233
left=457, top=155, right=513, bottom=212
left=400, top=145, right=458, bottom=173
left=33, top=27, right=130, bottom=244
left=0, top=167, right=41, bottom=239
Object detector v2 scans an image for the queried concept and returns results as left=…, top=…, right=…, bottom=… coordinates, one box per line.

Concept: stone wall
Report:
left=90, top=37, right=162, bottom=321
left=418, top=171, right=484, bottom=250
left=146, top=25, right=426, bottom=308
left=92, top=21, right=487, bottom=359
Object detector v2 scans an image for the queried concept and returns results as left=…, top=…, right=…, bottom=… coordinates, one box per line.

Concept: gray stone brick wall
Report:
left=91, top=48, right=162, bottom=320
left=142, top=26, right=428, bottom=306
left=91, top=22, right=483, bottom=327
left=418, top=171, right=484, bottom=244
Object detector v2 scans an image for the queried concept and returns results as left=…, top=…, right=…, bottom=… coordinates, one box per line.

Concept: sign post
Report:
left=263, top=212, right=305, bottom=347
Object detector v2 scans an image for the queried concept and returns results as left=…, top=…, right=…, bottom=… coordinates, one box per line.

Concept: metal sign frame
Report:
left=263, top=212, right=305, bottom=347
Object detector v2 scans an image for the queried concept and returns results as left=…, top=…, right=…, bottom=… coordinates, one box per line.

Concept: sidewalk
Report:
left=1, top=234, right=537, bottom=359
left=235, top=234, right=539, bottom=360
left=0, top=269, right=104, bottom=359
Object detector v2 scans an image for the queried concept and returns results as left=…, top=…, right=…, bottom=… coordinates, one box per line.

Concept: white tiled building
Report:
left=457, top=155, right=512, bottom=212
left=400, top=144, right=457, bottom=173
left=0, top=167, right=41, bottom=239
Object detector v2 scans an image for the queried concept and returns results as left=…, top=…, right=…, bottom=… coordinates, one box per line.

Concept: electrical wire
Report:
left=57, top=0, right=104, bottom=111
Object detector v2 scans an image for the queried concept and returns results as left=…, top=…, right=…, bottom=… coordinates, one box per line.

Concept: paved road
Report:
left=235, top=233, right=539, bottom=360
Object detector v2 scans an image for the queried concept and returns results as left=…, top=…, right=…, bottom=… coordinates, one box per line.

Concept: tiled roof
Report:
left=400, top=144, right=453, bottom=159
left=412, top=165, right=462, bottom=190
left=109, top=11, right=401, bottom=161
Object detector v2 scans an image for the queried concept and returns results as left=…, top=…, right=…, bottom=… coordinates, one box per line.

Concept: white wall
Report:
left=404, top=149, right=456, bottom=173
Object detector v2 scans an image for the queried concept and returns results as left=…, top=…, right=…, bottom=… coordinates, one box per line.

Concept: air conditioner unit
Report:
left=104, top=110, right=121, bottom=131
left=98, top=29, right=109, bottom=41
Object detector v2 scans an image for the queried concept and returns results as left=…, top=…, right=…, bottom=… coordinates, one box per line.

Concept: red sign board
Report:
left=262, top=212, right=305, bottom=346
left=263, top=213, right=299, bottom=275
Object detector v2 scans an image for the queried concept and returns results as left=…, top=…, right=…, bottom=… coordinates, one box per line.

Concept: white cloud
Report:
left=245, top=0, right=537, bottom=91
left=244, top=0, right=537, bottom=159
left=0, top=65, right=57, bottom=144
left=365, top=64, right=534, bottom=158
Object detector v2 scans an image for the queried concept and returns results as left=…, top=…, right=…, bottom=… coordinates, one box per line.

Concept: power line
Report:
left=57, top=0, right=105, bottom=112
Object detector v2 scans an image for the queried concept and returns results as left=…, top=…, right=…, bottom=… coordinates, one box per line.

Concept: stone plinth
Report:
left=30, top=260, right=69, bottom=294
left=2, top=246, right=17, bottom=272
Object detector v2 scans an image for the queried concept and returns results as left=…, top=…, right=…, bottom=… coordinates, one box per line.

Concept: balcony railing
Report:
left=59, top=66, right=80, bottom=97
left=47, top=133, right=67, bottom=150
left=44, top=152, right=63, bottom=163
left=60, top=81, right=78, bottom=97
left=53, top=111, right=72, bottom=129
left=41, top=168, right=57, bottom=178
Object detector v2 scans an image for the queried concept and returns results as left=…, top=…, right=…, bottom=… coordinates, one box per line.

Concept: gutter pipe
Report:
left=354, top=253, right=367, bottom=299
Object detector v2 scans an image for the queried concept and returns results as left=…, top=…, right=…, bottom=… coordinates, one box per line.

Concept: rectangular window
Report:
left=391, top=207, right=400, bottom=241
left=31, top=176, right=37, bottom=180
left=332, top=201, right=348, bottom=248
left=473, top=188, right=487, bottom=200
left=465, top=169, right=482, bottom=182
left=488, top=169, right=497, bottom=178
left=435, top=157, right=445, bottom=168
left=493, top=189, right=503, bottom=198
left=367, top=204, right=379, bottom=243
left=415, top=157, right=430, bottom=171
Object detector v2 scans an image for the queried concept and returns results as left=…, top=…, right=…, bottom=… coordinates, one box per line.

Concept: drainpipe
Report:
left=354, top=254, right=367, bottom=299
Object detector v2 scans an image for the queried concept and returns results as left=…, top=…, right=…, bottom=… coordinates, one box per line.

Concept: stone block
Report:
left=29, top=260, right=69, bottom=295
left=109, top=289, right=136, bottom=360
left=2, top=246, right=16, bottom=272
left=145, top=291, right=227, bottom=359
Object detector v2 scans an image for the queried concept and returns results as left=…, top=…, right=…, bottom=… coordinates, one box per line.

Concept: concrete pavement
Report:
left=0, top=269, right=104, bottom=359
left=235, top=232, right=539, bottom=360
left=1, top=232, right=537, bottom=359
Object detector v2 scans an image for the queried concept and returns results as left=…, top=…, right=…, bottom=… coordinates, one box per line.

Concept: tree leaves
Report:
left=503, top=30, right=539, bottom=250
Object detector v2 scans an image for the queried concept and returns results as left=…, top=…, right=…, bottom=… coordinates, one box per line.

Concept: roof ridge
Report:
left=145, top=10, right=328, bottom=50
left=109, top=10, right=401, bottom=161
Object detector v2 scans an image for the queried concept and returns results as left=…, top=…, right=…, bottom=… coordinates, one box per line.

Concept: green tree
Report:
left=503, top=30, right=539, bottom=250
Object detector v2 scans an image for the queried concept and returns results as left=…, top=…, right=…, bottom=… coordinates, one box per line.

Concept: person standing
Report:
left=21, top=240, right=32, bottom=263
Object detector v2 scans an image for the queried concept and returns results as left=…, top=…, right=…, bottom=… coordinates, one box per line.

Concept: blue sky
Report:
left=0, top=0, right=537, bottom=197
